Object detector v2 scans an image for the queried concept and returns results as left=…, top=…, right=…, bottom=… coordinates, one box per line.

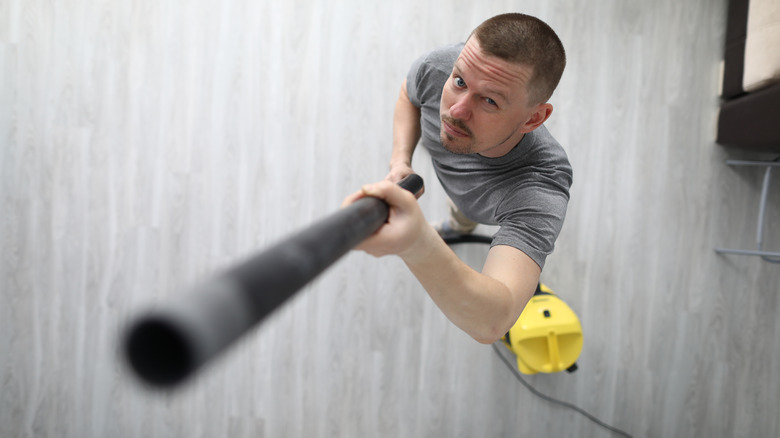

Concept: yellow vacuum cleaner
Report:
left=501, top=283, right=583, bottom=374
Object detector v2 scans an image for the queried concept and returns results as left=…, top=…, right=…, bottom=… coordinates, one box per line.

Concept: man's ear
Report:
left=520, top=103, right=553, bottom=133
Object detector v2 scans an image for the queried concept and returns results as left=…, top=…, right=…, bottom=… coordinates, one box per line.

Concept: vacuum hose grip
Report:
left=123, top=174, right=424, bottom=387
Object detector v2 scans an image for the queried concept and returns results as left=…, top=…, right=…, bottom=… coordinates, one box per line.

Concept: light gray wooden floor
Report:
left=2, top=0, right=779, bottom=437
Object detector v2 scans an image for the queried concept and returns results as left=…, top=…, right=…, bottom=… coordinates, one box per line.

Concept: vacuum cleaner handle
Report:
left=123, top=174, right=424, bottom=388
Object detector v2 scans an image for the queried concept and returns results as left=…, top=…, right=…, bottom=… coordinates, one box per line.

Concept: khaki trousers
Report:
left=446, top=197, right=478, bottom=234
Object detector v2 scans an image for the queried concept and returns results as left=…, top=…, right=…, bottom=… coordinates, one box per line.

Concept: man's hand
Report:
left=385, top=162, right=415, bottom=184
left=341, top=180, right=432, bottom=258
left=385, top=162, right=426, bottom=197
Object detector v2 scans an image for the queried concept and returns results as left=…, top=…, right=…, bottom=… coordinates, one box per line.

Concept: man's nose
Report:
left=449, top=94, right=472, bottom=121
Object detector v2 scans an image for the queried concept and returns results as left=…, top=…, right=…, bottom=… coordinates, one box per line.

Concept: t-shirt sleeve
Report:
left=491, top=155, right=573, bottom=270
left=406, top=44, right=461, bottom=110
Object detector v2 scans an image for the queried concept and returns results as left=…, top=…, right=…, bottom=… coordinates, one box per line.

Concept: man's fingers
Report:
left=360, top=180, right=416, bottom=209
left=340, top=189, right=366, bottom=208
left=341, top=181, right=402, bottom=210
left=386, top=164, right=415, bottom=184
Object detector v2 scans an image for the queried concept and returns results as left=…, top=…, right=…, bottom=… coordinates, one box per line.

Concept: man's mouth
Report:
left=441, top=117, right=471, bottom=138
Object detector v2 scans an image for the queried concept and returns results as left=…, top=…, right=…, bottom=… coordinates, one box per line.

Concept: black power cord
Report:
left=491, top=342, right=634, bottom=438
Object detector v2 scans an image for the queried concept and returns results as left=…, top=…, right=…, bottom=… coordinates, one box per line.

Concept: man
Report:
left=342, top=13, right=572, bottom=344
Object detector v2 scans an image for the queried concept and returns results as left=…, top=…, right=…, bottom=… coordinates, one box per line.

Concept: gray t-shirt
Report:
left=406, top=43, right=573, bottom=269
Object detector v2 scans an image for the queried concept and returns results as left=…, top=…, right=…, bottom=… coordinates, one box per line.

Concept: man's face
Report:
left=440, top=38, right=538, bottom=157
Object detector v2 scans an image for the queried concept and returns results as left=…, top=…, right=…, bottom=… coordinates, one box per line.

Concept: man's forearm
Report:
left=348, top=182, right=539, bottom=345
left=399, top=227, right=527, bottom=344
left=390, top=79, right=422, bottom=172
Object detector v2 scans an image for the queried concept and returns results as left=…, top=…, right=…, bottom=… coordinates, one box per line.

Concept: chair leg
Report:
left=756, top=166, right=780, bottom=263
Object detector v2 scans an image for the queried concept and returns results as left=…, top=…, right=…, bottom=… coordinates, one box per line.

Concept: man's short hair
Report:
left=470, top=13, right=566, bottom=105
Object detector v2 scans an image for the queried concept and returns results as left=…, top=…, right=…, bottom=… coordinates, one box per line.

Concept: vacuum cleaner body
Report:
left=502, top=283, right=583, bottom=374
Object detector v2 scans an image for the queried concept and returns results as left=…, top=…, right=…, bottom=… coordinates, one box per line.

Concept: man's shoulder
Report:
left=526, top=126, right=568, bottom=160
left=523, top=126, right=573, bottom=183
left=418, top=43, right=464, bottom=72
left=407, top=43, right=464, bottom=107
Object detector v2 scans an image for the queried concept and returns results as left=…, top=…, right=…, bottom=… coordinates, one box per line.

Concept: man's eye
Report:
left=485, top=97, right=497, bottom=106
left=454, top=77, right=466, bottom=88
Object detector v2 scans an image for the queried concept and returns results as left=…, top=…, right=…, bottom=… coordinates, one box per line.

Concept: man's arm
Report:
left=343, top=181, right=541, bottom=344
left=387, top=79, right=422, bottom=183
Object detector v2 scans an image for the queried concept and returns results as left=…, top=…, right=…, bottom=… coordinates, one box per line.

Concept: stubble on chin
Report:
left=439, top=117, right=475, bottom=154
left=440, top=131, right=474, bottom=154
